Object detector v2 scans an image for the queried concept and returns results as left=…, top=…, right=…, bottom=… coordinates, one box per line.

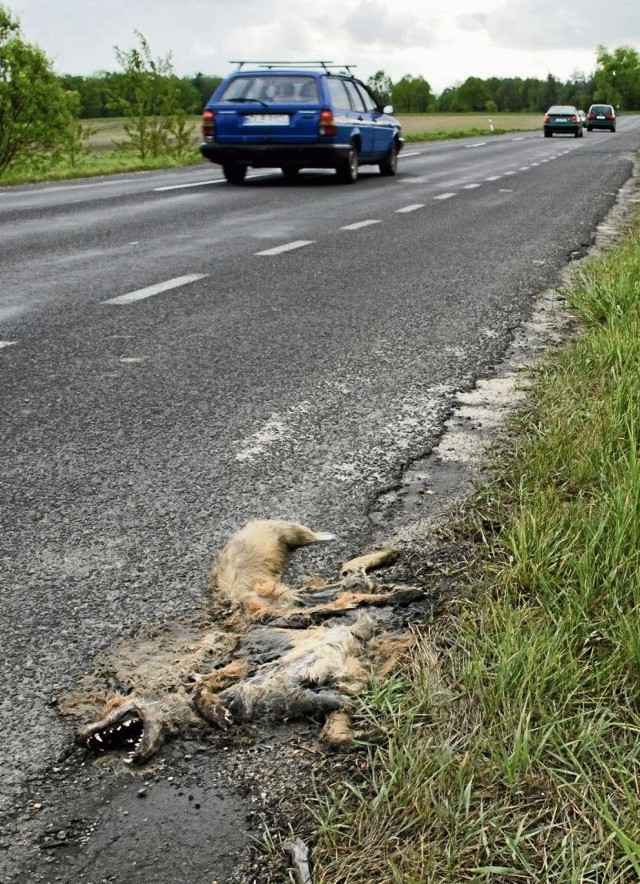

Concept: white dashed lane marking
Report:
left=434, top=192, right=456, bottom=200
left=396, top=204, right=425, bottom=213
left=256, top=240, right=315, bottom=256
left=463, top=183, right=480, bottom=189
left=103, top=274, right=207, bottom=305
left=341, top=220, right=381, bottom=230
left=0, top=341, right=17, bottom=348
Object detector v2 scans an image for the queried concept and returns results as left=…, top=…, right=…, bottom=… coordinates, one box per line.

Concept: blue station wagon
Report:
left=200, top=61, right=404, bottom=184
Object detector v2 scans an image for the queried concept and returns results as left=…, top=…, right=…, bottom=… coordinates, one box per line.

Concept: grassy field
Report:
left=309, top=203, right=640, bottom=881
left=398, top=112, right=541, bottom=137
left=81, top=112, right=541, bottom=150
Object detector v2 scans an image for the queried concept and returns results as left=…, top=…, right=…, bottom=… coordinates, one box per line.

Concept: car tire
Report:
left=379, top=142, right=398, bottom=176
left=281, top=165, right=301, bottom=178
left=222, top=163, right=247, bottom=184
left=544, top=131, right=552, bottom=137
left=587, top=126, right=592, bottom=131
left=336, top=146, right=359, bottom=184
left=611, top=126, right=616, bottom=132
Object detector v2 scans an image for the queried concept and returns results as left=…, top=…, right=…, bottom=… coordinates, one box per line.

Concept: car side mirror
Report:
left=382, top=105, right=394, bottom=114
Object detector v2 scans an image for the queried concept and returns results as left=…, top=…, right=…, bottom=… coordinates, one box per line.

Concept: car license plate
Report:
left=244, top=114, right=290, bottom=125
left=597, top=114, right=605, bottom=119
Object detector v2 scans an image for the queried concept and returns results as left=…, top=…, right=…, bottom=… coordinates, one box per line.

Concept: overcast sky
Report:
left=9, top=0, right=640, bottom=93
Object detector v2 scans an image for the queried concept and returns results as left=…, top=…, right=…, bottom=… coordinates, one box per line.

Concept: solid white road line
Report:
left=154, top=180, right=222, bottom=191
left=341, top=220, right=381, bottom=230
left=103, top=274, right=207, bottom=305
left=256, top=240, right=315, bottom=255
left=396, top=204, right=425, bottom=213
left=154, top=171, right=274, bottom=191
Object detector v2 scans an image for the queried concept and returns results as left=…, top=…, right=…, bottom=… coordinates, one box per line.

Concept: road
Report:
left=1, top=118, right=639, bottom=882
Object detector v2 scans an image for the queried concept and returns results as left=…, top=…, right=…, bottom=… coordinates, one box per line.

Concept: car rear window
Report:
left=590, top=105, right=613, bottom=113
left=219, top=75, right=319, bottom=103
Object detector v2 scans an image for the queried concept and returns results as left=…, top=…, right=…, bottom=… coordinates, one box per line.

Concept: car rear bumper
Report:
left=543, top=124, right=581, bottom=135
left=200, top=142, right=387, bottom=168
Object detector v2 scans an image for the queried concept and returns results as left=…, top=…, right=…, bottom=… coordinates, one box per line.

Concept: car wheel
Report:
left=587, top=126, right=592, bottom=131
left=544, top=131, right=552, bottom=137
left=611, top=126, right=616, bottom=132
left=281, top=165, right=301, bottom=178
left=222, top=163, right=247, bottom=184
left=379, top=142, right=398, bottom=176
left=336, top=146, right=359, bottom=184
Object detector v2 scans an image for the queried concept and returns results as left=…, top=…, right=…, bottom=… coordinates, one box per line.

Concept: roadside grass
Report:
left=0, top=113, right=541, bottom=187
left=309, top=208, right=640, bottom=881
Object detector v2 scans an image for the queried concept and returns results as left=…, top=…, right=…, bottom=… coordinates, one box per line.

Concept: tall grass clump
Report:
left=311, top=211, right=640, bottom=882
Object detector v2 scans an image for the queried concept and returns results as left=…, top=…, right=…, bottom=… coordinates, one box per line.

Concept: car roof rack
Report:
left=230, top=60, right=357, bottom=75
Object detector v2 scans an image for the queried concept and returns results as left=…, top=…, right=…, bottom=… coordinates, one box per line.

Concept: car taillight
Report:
left=587, top=113, right=595, bottom=119
left=202, top=110, right=215, bottom=140
left=571, top=114, right=578, bottom=122
left=544, top=114, right=551, bottom=122
left=319, top=109, right=336, bottom=136
left=606, top=113, right=614, bottom=120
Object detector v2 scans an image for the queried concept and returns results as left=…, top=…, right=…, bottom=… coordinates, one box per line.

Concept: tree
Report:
left=450, top=77, right=493, bottom=112
left=594, top=45, right=640, bottom=109
left=366, top=70, right=393, bottom=106
left=391, top=74, right=434, bottom=113
left=190, top=72, right=223, bottom=109
left=111, top=31, right=193, bottom=158
left=0, top=5, right=79, bottom=176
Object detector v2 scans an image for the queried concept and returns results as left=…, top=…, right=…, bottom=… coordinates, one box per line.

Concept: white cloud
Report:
left=465, top=0, right=640, bottom=51
left=8, top=0, right=640, bottom=93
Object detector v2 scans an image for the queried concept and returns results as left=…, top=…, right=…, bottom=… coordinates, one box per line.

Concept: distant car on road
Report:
left=577, top=109, right=587, bottom=127
left=200, top=60, right=404, bottom=184
left=543, top=105, right=583, bottom=138
left=586, top=103, right=616, bottom=132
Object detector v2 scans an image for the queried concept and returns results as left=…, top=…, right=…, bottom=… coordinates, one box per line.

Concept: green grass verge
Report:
left=310, top=205, right=640, bottom=881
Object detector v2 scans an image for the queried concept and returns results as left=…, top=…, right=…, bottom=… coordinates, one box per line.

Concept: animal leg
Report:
left=191, top=660, right=247, bottom=729
left=254, top=586, right=426, bottom=626
left=320, top=710, right=356, bottom=749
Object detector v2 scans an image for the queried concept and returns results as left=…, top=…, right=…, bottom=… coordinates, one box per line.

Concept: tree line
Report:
left=368, top=47, right=640, bottom=114
left=56, top=49, right=640, bottom=121
left=2, top=0, right=640, bottom=179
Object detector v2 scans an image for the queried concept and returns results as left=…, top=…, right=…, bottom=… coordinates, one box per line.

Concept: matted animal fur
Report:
left=59, top=519, right=426, bottom=764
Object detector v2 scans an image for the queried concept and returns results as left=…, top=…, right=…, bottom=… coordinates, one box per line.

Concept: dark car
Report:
left=586, top=103, right=616, bottom=132
left=199, top=60, right=404, bottom=184
left=543, top=105, right=583, bottom=138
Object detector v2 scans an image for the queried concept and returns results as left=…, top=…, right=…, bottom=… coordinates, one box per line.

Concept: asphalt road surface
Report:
left=2, top=118, right=640, bottom=882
